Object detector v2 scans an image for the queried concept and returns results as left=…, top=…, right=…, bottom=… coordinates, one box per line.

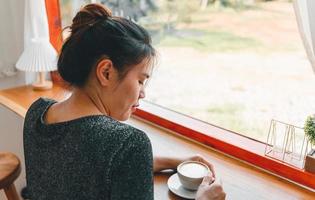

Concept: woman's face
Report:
left=106, top=59, right=152, bottom=121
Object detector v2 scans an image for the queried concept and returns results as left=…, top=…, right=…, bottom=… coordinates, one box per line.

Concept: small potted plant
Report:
left=304, top=115, right=315, bottom=173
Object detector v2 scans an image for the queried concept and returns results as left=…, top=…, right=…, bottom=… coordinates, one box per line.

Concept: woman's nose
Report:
left=139, top=90, right=145, bottom=99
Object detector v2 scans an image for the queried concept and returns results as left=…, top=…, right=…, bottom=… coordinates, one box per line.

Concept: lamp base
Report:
left=32, top=80, right=53, bottom=91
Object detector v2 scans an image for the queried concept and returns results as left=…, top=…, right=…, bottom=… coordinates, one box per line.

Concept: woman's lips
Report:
left=131, top=104, right=139, bottom=112
left=132, top=103, right=139, bottom=108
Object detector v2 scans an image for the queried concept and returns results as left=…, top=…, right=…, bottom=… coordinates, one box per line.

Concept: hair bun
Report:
left=70, top=3, right=112, bottom=34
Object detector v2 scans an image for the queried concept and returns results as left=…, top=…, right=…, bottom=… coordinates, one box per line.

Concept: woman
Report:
left=23, top=3, right=225, bottom=200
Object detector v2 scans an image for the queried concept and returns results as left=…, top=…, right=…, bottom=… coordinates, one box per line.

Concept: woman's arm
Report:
left=111, top=131, right=154, bottom=200
left=153, top=156, right=182, bottom=172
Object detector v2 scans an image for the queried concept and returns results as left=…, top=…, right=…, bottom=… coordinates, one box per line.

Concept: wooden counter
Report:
left=0, top=85, right=314, bottom=199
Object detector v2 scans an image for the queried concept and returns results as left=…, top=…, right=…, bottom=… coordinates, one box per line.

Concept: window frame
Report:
left=45, top=0, right=315, bottom=190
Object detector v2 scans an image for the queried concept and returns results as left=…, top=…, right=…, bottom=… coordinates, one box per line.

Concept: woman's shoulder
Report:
left=84, top=119, right=152, bottom=162
left=89, top=118, right=149, bottom=143
left=88, top=119, right=151, bottom=153
left=26, top=97, right=56, bottom=115
left=25, top=98, right=56, bottom=121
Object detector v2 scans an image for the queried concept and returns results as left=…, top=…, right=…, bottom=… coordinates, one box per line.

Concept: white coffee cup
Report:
left=177, top=161, right=210, bottom=190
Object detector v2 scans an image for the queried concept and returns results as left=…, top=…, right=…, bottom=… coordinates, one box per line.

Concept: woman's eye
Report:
left=139, top=80, right=144, bottom=85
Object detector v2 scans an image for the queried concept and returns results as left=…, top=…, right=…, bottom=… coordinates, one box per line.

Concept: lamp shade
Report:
left=17, top=0, right=57, bottom=73
left=16, top=38, right=57, bottom=72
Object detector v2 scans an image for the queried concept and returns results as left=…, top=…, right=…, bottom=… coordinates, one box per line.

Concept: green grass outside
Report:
left=157, top=29, right=261, bottom=52
left=205, top=103, right=267, bottom=141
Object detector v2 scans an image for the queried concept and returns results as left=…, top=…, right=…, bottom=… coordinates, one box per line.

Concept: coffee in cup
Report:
left=177, top=161, right=210, bottom=190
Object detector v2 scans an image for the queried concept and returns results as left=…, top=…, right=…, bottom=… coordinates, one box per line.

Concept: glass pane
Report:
left=59, top=0, right=315, bottom=143
left=137, top=0, right=314, bottom=142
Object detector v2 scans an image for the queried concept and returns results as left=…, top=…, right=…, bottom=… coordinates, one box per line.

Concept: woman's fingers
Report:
left=200, top=173, right=215, bottom=187
left=203, top=160, right=216, bottom=178
left=192, top=155, right=216, bottom=178
left=196, top=177, right=226, bottom=200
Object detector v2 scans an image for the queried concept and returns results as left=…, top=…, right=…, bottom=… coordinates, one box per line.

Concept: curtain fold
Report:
left=294, top=0, right=315, bottom=73
left=23, top=0, right=51, bottom=47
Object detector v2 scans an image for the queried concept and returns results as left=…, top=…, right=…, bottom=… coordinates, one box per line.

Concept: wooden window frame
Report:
left=45, top=0, right=315, bottom=190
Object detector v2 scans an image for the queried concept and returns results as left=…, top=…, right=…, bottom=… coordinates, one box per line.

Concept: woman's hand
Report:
left=153, top=154, right=215, bottom=178
left=182, top=154, right=216, bottom=178
left=196, top=174, right=226, bottom=200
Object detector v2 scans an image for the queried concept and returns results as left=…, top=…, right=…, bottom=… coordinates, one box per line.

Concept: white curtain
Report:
left=0, top=0, right=24, bottom=78
left=294, top=0, right=315, bottom=73
left=23, top=0, right=51, bottom=48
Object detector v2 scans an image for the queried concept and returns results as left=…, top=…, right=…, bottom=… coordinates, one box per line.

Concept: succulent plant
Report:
left=304, top=115, right=315, bottom=146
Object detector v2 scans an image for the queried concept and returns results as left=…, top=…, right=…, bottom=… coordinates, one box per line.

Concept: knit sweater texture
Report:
left=23, top=98, right=153, bottom=200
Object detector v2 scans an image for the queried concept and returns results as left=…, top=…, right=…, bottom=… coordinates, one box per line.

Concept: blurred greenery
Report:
left=171, top=102, right=266, bottom=141
left=205, top=103, right=246, bottom=133
left=305, top=115, right=315, bottom=145
left=139, top=0, right=299, bottom=53
left=157, top=29, right=261, bottom=52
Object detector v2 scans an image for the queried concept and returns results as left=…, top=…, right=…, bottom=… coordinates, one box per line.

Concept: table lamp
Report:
left=16, top=37, right=57, bottom=90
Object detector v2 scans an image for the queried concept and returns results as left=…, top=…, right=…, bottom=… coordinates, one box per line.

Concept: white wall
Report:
left=0, top=0, right=24, bottom=80
left=0, top=1, right=27, bottom=199
left=0, top=71, right=25, bottom=90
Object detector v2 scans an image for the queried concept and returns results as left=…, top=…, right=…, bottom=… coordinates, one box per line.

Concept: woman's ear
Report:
left=95, top=59, right=115, bottom=86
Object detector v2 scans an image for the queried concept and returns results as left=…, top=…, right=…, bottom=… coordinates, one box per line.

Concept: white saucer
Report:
left=167, top=173, right=197, bottom=199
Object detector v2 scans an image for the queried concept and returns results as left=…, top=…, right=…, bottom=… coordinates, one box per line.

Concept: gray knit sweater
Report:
left=23, top=98, right=153, bottom=200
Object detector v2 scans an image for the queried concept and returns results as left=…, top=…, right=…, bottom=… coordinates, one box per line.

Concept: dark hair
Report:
left=58, top=3, right=156, bottom=87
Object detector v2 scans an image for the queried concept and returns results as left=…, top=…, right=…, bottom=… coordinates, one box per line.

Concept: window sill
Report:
left=134, top=101, right=315, bottom=190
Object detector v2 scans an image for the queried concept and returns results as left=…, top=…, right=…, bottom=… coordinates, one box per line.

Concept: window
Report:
left=57, top=0, right=314, bottom=143
left=140, top=0, right=314, bottom=143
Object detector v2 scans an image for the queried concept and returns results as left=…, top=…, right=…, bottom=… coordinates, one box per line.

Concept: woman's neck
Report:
left=66, top=87, right=108, bottom=116
left=44, top=87, right=108, bottom=124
